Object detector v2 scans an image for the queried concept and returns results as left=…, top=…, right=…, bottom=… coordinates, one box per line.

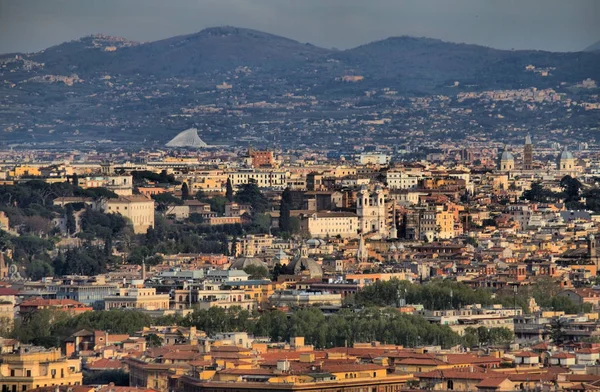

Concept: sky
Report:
left=0, top=0, right=599, bottom=54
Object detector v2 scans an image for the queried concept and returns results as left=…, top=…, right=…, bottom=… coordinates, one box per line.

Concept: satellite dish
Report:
left=8, top=264, right=18, bottom=275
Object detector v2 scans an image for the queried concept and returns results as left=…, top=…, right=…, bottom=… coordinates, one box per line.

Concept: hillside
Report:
left=33, top=27, right=333, bottom=77
left=1, top=27, right=600, bottom=144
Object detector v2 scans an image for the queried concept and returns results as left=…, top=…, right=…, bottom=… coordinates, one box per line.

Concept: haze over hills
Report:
left=584, top=40, right=600, bottom=52
left=1, top=26, right=599, bottom=145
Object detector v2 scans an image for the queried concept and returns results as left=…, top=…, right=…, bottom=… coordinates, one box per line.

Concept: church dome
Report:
left=285, top=244, right=323, bottom=278
left=229, top=257, right=267, bottom=271
left=560, top=149, right=574, bottom=160
left=500, top=150, right=514, bottom=161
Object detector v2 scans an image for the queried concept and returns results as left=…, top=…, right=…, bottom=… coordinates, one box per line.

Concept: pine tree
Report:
left=65, top=204, right=77, bottom=235
left=104, top=235, right=113, bottom=257
left=226, top=178, right=234, bottom=202
left=181, top=182, right=190, bottom=200
left=72, top=173, right=79, bottom=187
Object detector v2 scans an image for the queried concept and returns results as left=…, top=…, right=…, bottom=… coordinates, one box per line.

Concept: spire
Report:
left=357, top=235, right=368, bottom=263
left=525, top=134, right=532, bottom=145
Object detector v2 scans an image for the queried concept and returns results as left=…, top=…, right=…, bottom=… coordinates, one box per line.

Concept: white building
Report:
left=101, top=195, right=155, bottom=234
left=300, top=212, right=359, bottom=239
left=386, top=171, right=419, bottom=190
left=357, top=185, right=387, bottom=237
left=228, top=170, right=287, bottom=189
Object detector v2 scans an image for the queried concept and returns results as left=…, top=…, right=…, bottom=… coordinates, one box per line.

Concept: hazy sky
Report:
left=1, top=0, right=599, bottom=54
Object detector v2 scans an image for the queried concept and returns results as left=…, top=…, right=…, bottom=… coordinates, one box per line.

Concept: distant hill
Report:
left=2, top=27, right=600, bottom=143
left=584, top=40, right=600, bottom=52
left=32, top=26, right=332, bottom=77
left=334, top=36, right=600, bottom=91
left=7, top=27, right=600, bottom=92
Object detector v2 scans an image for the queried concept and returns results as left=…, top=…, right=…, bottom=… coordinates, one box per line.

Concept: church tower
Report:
left=523, top=134, right=533, bottom=170
left=357, top=185, right=388, bottom=237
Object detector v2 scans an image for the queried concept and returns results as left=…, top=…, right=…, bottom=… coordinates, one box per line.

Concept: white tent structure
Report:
left=165, top=128, right=208, bottom=148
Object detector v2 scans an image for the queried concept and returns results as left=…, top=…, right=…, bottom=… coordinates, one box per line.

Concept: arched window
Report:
left=447, top=380, right=454, bottom=390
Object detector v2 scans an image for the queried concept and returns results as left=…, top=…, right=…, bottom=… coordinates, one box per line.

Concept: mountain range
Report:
left=5, top=26, right=600, bottom=92
left=1, top=26, right=599, bottom=144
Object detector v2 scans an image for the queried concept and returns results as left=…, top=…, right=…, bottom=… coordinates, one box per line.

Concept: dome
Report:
left=306, top=238, right=320, bottom=247
left=285, top=244, right=323, bottom=278
left=560, top=149, right=574, bottom=160
left=229, top=257, right=267, bottom=271
left=500, top=150, right=514, bottom=161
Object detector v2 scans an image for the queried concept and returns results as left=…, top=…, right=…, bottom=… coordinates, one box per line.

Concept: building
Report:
left=357, top=185, right=387, bottom=237
left=0, top=347, right=83, bottom=391
left=557, top=147, right=576, bottom=174
left=17, top=299, right=92, bottom=316
left=386, top=171, right=419, bottom=190
left=102, top=195, right=155, bottom=234
left=498, top=149, right=515, bottom=172
left=56, top=283, right=118, bottom=310
left=523, top=134, right=533, bottom=170
left=228, top=170, right=287, bottom=189
left=104, top=287, right=170, bottom=311
left=82, top=175, right=133, bottom=196
left=249, top=148, right=275, bottom=168
left=359, top=152, right=390, bottom=165
left=268, top=290, right=342, bottom=307
left=299, top=212, right=359, bottom=239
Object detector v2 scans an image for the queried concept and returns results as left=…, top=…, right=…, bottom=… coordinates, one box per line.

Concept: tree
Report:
left=521, top=181, right=560, bottom=203
left=550, top=318, right=567, bottom=344
left=72, top=173, right=79, bottom=187
left=145, top=333, right=164, bottom=348
left=226, top=178, right=234, bottom=202
left=181, top=182, right=190, bottom=200
left=152, top=193, right=184, bottom=215
left=560, top=175, right=584, bottom=208
left=279, top=187, right=292, bottom=234
left=65, top=204, right=77, bottom=235
left=243, top=265, right=270, bottom=280
left=235, top=180, right=270, bottom=213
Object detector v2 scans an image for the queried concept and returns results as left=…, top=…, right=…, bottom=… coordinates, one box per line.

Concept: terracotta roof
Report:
left=86, top=358, right=123, bottom=370
left=396, top=358, right=446, bottom=366
left=515, top=351, right=539, bottom=357
left=476, top=377, right=510, bottom=388
left=0, top=288, right=19, bottom=296
left=552, top=352, right=575, bottom=359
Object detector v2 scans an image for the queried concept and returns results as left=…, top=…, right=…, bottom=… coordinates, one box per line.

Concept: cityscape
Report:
left=1, top=1, right=600, bottom=392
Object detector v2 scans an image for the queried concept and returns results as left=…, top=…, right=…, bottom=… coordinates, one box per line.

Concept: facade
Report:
left=56, top=284, right=118, bottom=310
left=104, top=288, right=170, bottom=311
left=102, top=195, right=155, bottom=234
left=357, top=186, right=387, bottom=237
left=82, top=175, right=133, bottom=196
left=249, top=149, right=275, bottom=168
left=386, top=171, right=419, bottom=190
left=0, top=347, right=82, bottom=391
left=268, top=290, right=342, bottom=307
left=300, top=212, right=359, bottom=239
left=228, top=170, right=287, bottom=189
